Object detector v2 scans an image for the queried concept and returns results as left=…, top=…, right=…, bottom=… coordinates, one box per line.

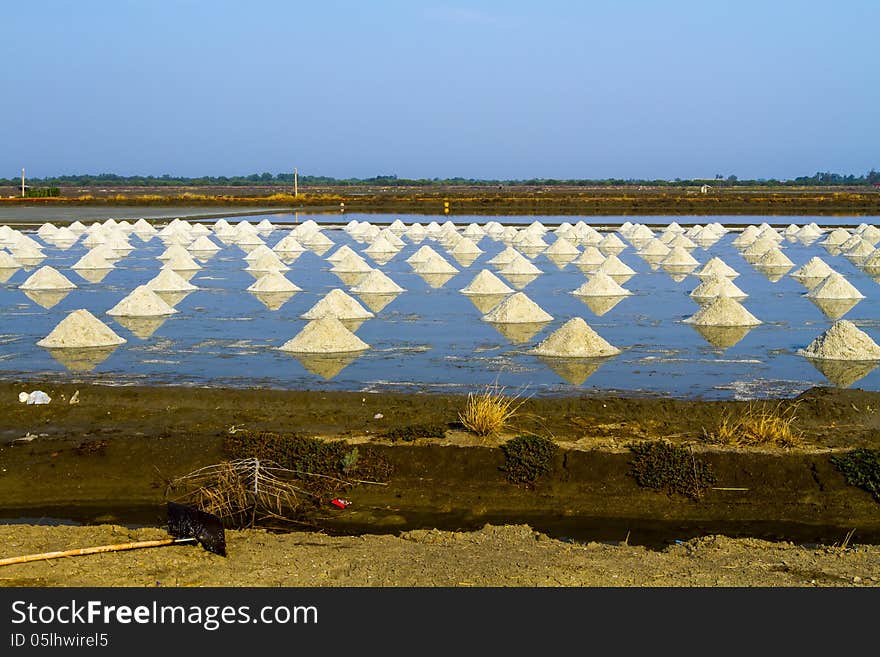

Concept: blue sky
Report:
left=2, top=1, right=878, bottom=180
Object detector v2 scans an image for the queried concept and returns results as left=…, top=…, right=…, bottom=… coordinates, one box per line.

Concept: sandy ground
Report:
left=1, top=523, right=877, bottom=587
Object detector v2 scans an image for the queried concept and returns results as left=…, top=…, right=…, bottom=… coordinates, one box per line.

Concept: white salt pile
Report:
left=596, top=254, right=636, bottom=276
left=273, top=234, right=306, bottom=253
left=300, top=289, right=374, bottom=320
left=245, top=252, right=290, bottom=273
left=331, top=252, right=374, bottom=273
left=364, top=236, right=399, bottom=255
left=388, top=219, right=407, bottom=234
left=689, top=274, right=747, bottom=301
left=732, top=226, right=760, bottom=247
left=665, top=222, right=685, bottom=234
left=350, top=269, right=406, bottom=294
left=243, top=245, right=275, bottom=262
left=846, top=239, right=875, bottom=259
left=406, top=245, right=441, bottom=265
left=756, top=248, right=794, bottom=267
left=544, top=237, right=579, bottom=257
left=460, top=269, right=514, bottom=295
left=822, top=228, right=851, bottom=247
left=20, top=266, right=77, bottom=290
left=0, top=251, right=20, bottom=268
left=660, top=246, right=699, bottom=267
left=791, top=257, right=834, bottom=280
left=145, top=268, right=198, bottom=292
left=668, top=234, right=697, bottom=250
left=859, top=225, right=880, bottom=244
left=411, top=253, right=459, bottom=275
left=798, top=320, right=880, bottom=360
left=449, top=237, right=483, bottom=255
left=247, top=271, right=302, bottom=293
left=482, top=292, right=553, bottom=323
left=188, top=235, right=221, bottom=253
left=529, top=317, right=621, bottom=358
left=498, top=250, right=543, bottom=274
left=571, top=272, right=632, bottom=297
left=72, top=250, right=114, bottom=270
left=486, top=246, right=520, bottom=266
left=572, top=247, right=606, bottom=269
left=683, top=295, right=761, bottom=326
left=68, top=221, right=88, bottom=235
left=53, top=226, right=79, bottom=242
left=37, top=309, right=127, bottom=348
left=279, top=318, right=369, bottom=354
left=696, top=257, right=739, bottom=279
left=107, top=285, right=178, bottom=317
left=378, top=228, right=406, bottom=248
left=598, top=233, right=627, bottom=252
left=805, top=272, right=865, bottom=299
left=256, top=219, right=275, bottom=234
left=37, top=223, right=58, bottom=238
left=741, top=237, right=777, bottom=257
left=158, top=244, right=192, bottom=261
left=161, top=252, right=202, bottom=271
left=636, top=239, right=671, bottom=257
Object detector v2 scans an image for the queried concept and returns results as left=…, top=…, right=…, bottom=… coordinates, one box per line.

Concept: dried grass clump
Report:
left=709, top=402, right=801, bottom=447
left=459, top=383, right=527, bottom=436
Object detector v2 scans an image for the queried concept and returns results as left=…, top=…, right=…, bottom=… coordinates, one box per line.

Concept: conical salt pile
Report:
left=806, top=272, right=865, bottom=299
left=243, top=245, right=275, bottom=262
left=498, top=253, right=542, bottom=276
left=487, top=246, right=521, bottom=266
left=798, top=320, right=880, bottom=360
left=273, top=234, right=306, bottom=253
left=0, top=251, right=20, bottom=268
left=37, top=309, right=127, bottom=348
left=822, top=228, right=851, bottom=247
left=637, top=239, right=671, bottom=257
left=660, top=246, right=699, bottom=267
left=145, top=268, right=198, bottom=292
left=188, top=235, right=221, bottom=252
left=696, top=257, right=739, bottom=279
left=162, top=251, right=202, bottom=271
left=689, top=274, right=747, bottom=301
left=571, top=272, right=632, bottom=297
left=364, top=236, right=399, bottom=255
left=351, top=269, right=405, bottom=294
left=245, top=252, right=289, bottom=272
left=846, top=239, right=875, bottom=258
left=388, top=219, right=407, bottom=234
left=596, top=254, right=636, bottom=276
left=158, top=244, right=191, bottom=261
left=449, top=237, right=483, bottom=255
left=247, top=271, right=302, bottom=293
left=460, top=269, right=514, bottom=295
left=573, top=247, right=606, bottom=268
left=860, top=225, right=880, bottom=244
left=19, top=265, right=77, bottom=290
left=72, top=250, right=114, bottom=270
left=412, top=253, right=459, bottom=274
left=732, top=226, right=760, bottom=247
left=301, top=288, right=374, bottom=320
left=757, top=248, right=794, bottom=267
left=544, top=237, right=579, bottom=256
left=741, top=237, right=777, bottom=256
left=68, top=221, right=88, bottom=235
left=683, top=295, right=761, bottom=326
left=598, top=233, right=627, bottom=252
left=482, top=292, right=552, bottom=323
left=331, top=252, right=373, bottom=273
left=668, top=234, right=697, bottom=250
left=107, top=285, right=178, bottom=317
left=792, top=257, right=834, bottom=280
left=279, top=318, right=369, bottom=353
left=54, top=226, right=78, bottom=242
left=406, top=245, right=440, bottom=264
left=37, top=223, right=58, bottom=238
left=529, top=317, right=621, bottom=358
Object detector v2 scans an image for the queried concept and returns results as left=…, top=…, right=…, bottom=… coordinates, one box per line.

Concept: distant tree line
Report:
left=2, top=170, right=879, bottom=188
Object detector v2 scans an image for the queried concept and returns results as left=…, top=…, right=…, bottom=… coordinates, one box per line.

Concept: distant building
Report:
left=700, top=184, right=711, bottom=194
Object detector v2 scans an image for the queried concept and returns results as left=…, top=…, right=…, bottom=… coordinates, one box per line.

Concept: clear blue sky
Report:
left=2, top=1, right=878, bottom=180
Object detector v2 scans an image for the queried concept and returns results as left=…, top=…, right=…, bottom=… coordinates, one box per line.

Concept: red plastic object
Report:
left=330, top=498, right=351, bottom=509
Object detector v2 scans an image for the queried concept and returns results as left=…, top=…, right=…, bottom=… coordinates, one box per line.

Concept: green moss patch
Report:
left=628, top=441, right=716, bottom=500
left=500, top=435, right=558, bottom=487
left=830, top=448, right=880, bottom=502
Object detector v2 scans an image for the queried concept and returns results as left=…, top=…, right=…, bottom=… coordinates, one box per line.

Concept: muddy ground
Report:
left=1, top=381, right=879, bottom=587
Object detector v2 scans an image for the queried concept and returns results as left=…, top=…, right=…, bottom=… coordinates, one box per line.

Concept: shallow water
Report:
left=2, top=213, right=879, bottom=399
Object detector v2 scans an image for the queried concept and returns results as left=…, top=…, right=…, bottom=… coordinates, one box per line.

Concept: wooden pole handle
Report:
left=0, top=537, right=194, bottom=567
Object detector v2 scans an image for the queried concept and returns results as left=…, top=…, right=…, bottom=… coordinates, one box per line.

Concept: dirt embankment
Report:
left=1, top=382, right=879, bottom=586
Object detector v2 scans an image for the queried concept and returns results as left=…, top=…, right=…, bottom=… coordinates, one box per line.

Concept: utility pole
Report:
left=294, top=167, right=298, bottom=198
left=21, top=168, right=25, bottom=198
